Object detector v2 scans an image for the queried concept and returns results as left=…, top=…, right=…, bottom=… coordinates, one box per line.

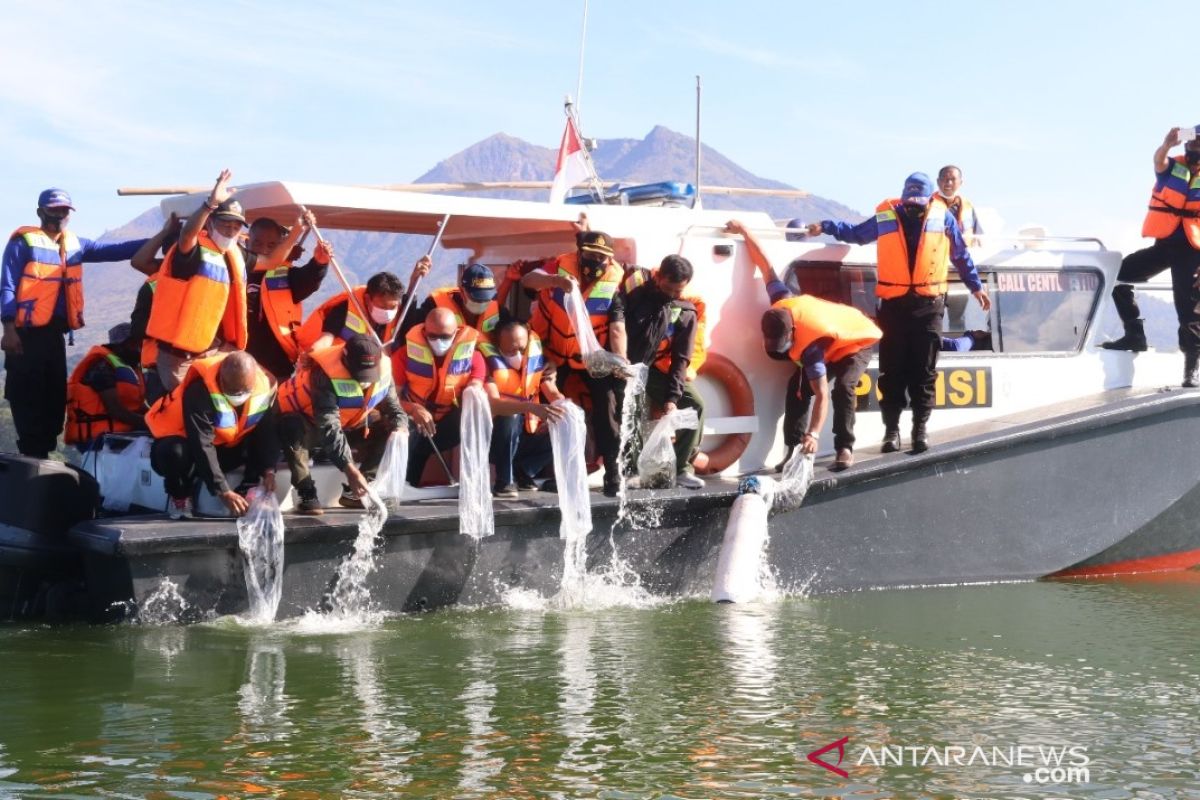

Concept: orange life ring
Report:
left=693, top=352, right=754, bottom=474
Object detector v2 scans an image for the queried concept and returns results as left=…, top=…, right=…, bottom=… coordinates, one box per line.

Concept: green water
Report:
left=3, top=579, right=1200, bottom=799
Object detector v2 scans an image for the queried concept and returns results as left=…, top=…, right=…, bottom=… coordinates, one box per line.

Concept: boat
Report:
left=4, top=180, right=1198, bottom=620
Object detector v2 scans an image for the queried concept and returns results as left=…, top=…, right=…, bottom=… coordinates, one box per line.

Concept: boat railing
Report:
left=682, top=222, right=1108, bottom=252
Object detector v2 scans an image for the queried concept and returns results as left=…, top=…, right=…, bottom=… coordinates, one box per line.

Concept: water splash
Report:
left=459, top=384, right=494, bottom=540
left=614, top=364, right=648, bottom=529
left=236, top=488, right=285, bottom=624
left=134, top=579, right=191, bottom=625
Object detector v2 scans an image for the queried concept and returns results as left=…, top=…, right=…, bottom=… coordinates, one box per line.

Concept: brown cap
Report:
left=212, top=199, right=247, bottom=226
left=761, top=308, right=794, bottom=354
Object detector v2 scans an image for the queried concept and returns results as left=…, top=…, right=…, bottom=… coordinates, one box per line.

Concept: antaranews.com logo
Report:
left=806, top=737, right=1091, bottom=786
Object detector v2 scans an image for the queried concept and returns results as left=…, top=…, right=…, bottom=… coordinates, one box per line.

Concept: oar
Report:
left=397, top=214, right=450, bottom=330
left=299, top=207, right=384, bottom=350
left=425, top=431, right=459, bottom=487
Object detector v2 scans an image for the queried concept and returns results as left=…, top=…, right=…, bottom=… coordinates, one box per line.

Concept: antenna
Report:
left=694, top=75, right=703, bottom=210
left=576, top=0, right=589, bottom=121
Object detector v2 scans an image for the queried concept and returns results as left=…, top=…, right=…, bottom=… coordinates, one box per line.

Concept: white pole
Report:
left=695, top=75, right=703, bottom=210
left=576, top=0, right=589, bottom=121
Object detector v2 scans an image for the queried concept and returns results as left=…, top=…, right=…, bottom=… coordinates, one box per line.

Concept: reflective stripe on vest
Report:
left=11, top=227, right=84, bottom=329
left=1143, top=156, right=1200, bottom=248
left=480, top=334, right=545, bottom=433
left=402, top=325, right=479, bottom=421
left=874, top=197, right=952, bottom=299
left=532, top=252, right=623, bottom=370
left=64, top=345, right=145, bottom=444
left=624, top=266, right=709, bottom=380
left=276, top=343, right=393, bottom=429
left=145, top=233, right=248, bottom=354
left=297, top=286, right=399, bottom=351
left=259, top=265, right=304, bottom=361
left=775, top=295, right=882, bottom=367
left=145, top=354, right=275, bottom=446
left=431, top=287, right=500, bottom=335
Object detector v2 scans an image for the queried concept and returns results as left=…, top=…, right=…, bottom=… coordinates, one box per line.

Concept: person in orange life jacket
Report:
left=243, top=212, right=330, bottom=380
left=65, top=323, right=148, bottom=452
left=402, top=262, right=513, bottom=339
left=277, top=335, right=407, bottom=515
left=807, top=172, right=990, bottom=454
left=147, top=351, right=279, bottom=520
left=147, top=169, right=254, bottom=395
left=393, top=307, right=486, bottom=486
left=131, top=213, right=183, bottom=404
left=0, top=188, right=151, bottom=459
left=1101, top=127, right=1200, bottom=387
left=936, top=166, right=984, bottom=247
left=621, top=255, right=706, bottom=490
left=727, top=219, right=882, bottom=473
left=484, top=320, right=566, bottom=498
left=521, top=228, right=628, bottom=496
left=301, top=269, right=420, bottom=354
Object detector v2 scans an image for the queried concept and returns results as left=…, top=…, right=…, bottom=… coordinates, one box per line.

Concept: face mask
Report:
left=580, top=258, right=606, bottom=282
left=358, top=381, right=374, bottom=390
left=224, top=390, right=252, bottom=407
left=370, top=304, right=398, bottom=325
left=766, top=348, right=791, bottom=362
left=428, top=337, right=453, bottom=357
left=40, top=213, right=67, bottom=233
left=1187, top=150, right=1200, bottom=166
left=504, top=352, right=524, bottom=370
left=464, top=298, right=491, bottom=315
left=902, top=203, right=925, bottom=219
left=209, top=228, right=238, bottom=252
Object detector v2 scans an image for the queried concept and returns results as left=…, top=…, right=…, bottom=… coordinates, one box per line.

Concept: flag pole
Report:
left=564, top=97, right=606, bottom=200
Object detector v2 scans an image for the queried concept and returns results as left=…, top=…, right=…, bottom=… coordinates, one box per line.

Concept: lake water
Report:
left=3, top=576, right=1200, bottom=799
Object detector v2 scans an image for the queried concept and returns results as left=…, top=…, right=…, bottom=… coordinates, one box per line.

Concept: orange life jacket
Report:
left=874, top=197, right=951, bottom=300
left=621, top=266, right=709, bottom=380
left=479, top=333, right=546, bottom=434
left=146, top=232, right=248, bottom=354
left=400, top=324, right=479, bottom=421
left=1143, top=155, right=1200, bottom=247
left=145, top=354, right=275, bottom=446
left=277, top=342, right=394, bottom=431
left=297, top=286, right=399, bottom=351
left=774, top=295, right=882, bottom=366
left=9, top=226, right=84, bottom=329
left=946, top=196, right=980, bottom=247
left=430, top=287, right=500, bottom=336
left=64, top=345, right=145, bottom=445
left=257, top=263, right=304, bottom=361
left=528, top=252, right=623, bottom=370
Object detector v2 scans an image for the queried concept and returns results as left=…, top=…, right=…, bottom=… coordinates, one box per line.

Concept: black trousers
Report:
left=642, top=368, right=706, bottom=473
left=490, top=414, right=554, bottom=486
left=407, top=407, right=462, bottom=485
left=784, top=349, right=871, bottom=452
left=557, top=364, right=622, bottom=479
left=150, top=436, right=256, bottom=500
left=3, top=326, right=67, bottom=458
left=278, top=413, right=391, bottom=487
left=1112, top=236, right=1200, bottom=353
left=877, top=295, right=944, bottom=429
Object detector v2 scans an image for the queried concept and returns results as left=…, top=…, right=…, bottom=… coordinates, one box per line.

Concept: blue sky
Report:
left=0, top=0, right=1182, bottom=252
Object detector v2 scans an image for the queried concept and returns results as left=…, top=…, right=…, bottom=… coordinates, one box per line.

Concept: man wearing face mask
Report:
left=522, top=230, right=628, bottom=496
left=299, top=270, right=411, bottom=353
left=727, top=219, right=882, bottom=471
left=64, top=323, right=148, bottom=452
left=1101, top=127, right=1200, bottom=387
left=481, top=320, right=566, bottom=497
left=621, top=255, right=706, bottom=490
left=276, top=335, right=407, bottom=514
left=405, top=262, right=512, bottom=339
left=0, top=188, right=149, bottom=458
left=392, top=307, right=486, bottom=486
left=145, top=351, right=278, bottom=520
left=146, top=169, right=251, bottom=396
left=807, top=173, right=989, bottom=454
left=936, top=166, right=983, bottom=248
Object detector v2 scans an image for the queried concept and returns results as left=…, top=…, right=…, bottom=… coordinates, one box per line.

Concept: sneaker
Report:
left=516, top=473, right=538, bottom=491
left=167, top=496, right=194, bottom=520
left=296, top=495, right=324, bottom=516
left=338, top=493, right=365, bottom=509
left=492, top=482, right=519, bottom=499
left=675, top=472, right=704, bottom=490
left=539, top=478, right=558, bottom=493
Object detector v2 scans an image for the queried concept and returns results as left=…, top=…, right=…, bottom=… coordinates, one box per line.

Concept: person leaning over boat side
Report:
left=401, top=262, right=512, bottom=339
left=145, top=350, right=279, bottom=520
left=936, top=165, right=983, bottom=248
left=482, top=319, right=566, bottom=498
left=727, top=219, right=882, bottom=471
left=130, top=213, right=182, bottom=403
left=806, top=172, right=990, bottom=454
left=392, top=307, right=485, bottom=486
left=276, top=335, right=407, bottom=514
left=621, top=255, right=706, bottom=490
left=1101, top=127, right=1200, bottom=387
left=522, top=229, right=628, bottom=497
left=298, top=269, right=416, bottom=354
left=64, top=323, right=147, bottom=452
left=0, top=188, right=151, bottom=459
left=243, top=212, right=330, bottom=380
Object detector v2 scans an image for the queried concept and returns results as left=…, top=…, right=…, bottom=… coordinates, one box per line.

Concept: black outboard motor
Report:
left=0, top=454, right=100, bottom=620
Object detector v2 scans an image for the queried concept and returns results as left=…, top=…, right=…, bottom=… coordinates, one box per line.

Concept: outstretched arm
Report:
left=1156, top=128, right=1183, bottom=175
left=724, top=219, right=779, bottom=289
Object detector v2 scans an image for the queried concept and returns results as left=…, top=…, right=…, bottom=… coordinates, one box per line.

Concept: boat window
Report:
left=786, top=262, right=877, bottom=316
left=940, top=276, right=995, bottom=352
left=992, top=269, right=1102, bottom=352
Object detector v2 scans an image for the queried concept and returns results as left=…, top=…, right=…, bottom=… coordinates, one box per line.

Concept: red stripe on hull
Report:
left=1051, top=548, right=1200, bottom=579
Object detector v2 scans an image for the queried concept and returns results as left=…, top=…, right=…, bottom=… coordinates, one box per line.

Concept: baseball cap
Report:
left=761, top=308, right=794, bottom=354
left=577, top=230, right=615, bottom=259
left=38, top=188, right=75, bottom=211
left=900, top=172, right=934, bottom=205
left=343, top=335, right=382, bottom=383
left=212, top=199, right=247, bottom=226
left=460, top=263, right=498, bottom=302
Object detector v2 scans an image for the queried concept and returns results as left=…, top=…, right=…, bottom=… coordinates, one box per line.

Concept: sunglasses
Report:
left=426, top=333, right=454, bottom=343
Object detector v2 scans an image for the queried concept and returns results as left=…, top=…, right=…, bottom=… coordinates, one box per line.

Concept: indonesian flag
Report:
left=549, top=115, right=591, bottom=204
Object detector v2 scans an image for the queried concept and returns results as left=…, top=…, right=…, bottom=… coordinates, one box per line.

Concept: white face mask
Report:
left=503, top=352, right=524, bottom=370
left=370, top=304, right=398, bottom=325
left=464, top=298, right=491, bottom=316
left=224, top=390, right=252, bottom=407
left=209, top=228, right=239, bottom=253
left=428, top=337, right=453, bottom=357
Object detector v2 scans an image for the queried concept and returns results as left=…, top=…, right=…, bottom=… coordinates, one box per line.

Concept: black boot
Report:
left=910, top=423, right=929, bottom=454
left=881, top=429, right=901, bottom=453
left=1100, top=318, right=1148, bottom=352
left=1185, top=352, right=1200, bottom=388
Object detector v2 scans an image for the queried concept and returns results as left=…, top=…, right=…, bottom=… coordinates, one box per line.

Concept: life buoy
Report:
left=693, top=352, right=754, bottom=474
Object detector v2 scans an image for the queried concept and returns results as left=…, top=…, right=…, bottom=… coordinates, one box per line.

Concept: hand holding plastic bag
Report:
left=636, top=408, right=700, bottom=488
left=773, top=450, right=816, bottom=511
left=237, top=486, right=286, bottom=622
left=459, top=384, right=494, bottom=540
left=563, top=283, right=630, bottom=377
left=371, top=429, right=410, bottom=509
left=100, top=435, right=152, bottom=513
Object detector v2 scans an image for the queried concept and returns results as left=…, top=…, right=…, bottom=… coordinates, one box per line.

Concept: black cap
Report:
left=212, top=199, right=247, bottom=226
left=577, top=230, right=615, bottom=258
left=343, top=335, right=382, bottom=383
left=761, top=308, right=794, bottom=354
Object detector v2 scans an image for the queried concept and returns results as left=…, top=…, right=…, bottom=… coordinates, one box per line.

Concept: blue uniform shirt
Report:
left=1, top=233, right=148, bottom=323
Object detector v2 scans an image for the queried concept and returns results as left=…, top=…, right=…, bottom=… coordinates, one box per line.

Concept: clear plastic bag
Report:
left=548, top=399, right=592, bottom=540
left=371, top=429, right=409, bottom=509
left=636, top=408, right=700, bottom=487
left=237, top=487, right=286, bottom=623
left=773, top=450, right=816, bottom=511
left=458, top=384, right=494, bottom=540
left=564, top=283, right=629, bottom=377
left=100, top=435, right=152, bottom=513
